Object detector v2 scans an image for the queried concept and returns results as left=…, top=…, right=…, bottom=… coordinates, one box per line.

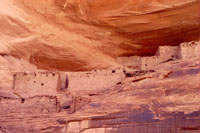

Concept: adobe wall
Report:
left=13, top=72, right=61, bottom=98
left=61, top=68, right=125, bottom=91
left=178, top=41, right=199, bottom=59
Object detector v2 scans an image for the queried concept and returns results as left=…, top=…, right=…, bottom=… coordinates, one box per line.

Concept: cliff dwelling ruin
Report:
left=12, top=41, right=200, bottom=96
left=0, top=0, right=200, bottom=132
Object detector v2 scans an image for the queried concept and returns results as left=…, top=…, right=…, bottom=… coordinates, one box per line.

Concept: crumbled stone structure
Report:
left=140, top=41, right=200, bottom=70
left=13, top=72, right=62, bottom=98
left=141, top=46, right=179, bottom=70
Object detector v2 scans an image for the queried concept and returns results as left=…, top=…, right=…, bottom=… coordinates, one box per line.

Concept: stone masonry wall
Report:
left=61, top=68, right=125, bottom=91
left=13, top=72, right=61, bottom=98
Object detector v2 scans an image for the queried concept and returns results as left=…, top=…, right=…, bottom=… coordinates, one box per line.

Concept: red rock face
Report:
left=0, top=0, right=199, bottom=71
left=65, top=0, right=200, bottom=50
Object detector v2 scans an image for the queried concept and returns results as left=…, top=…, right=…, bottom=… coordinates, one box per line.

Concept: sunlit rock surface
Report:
left=0, top=0, right=199, bottom=71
